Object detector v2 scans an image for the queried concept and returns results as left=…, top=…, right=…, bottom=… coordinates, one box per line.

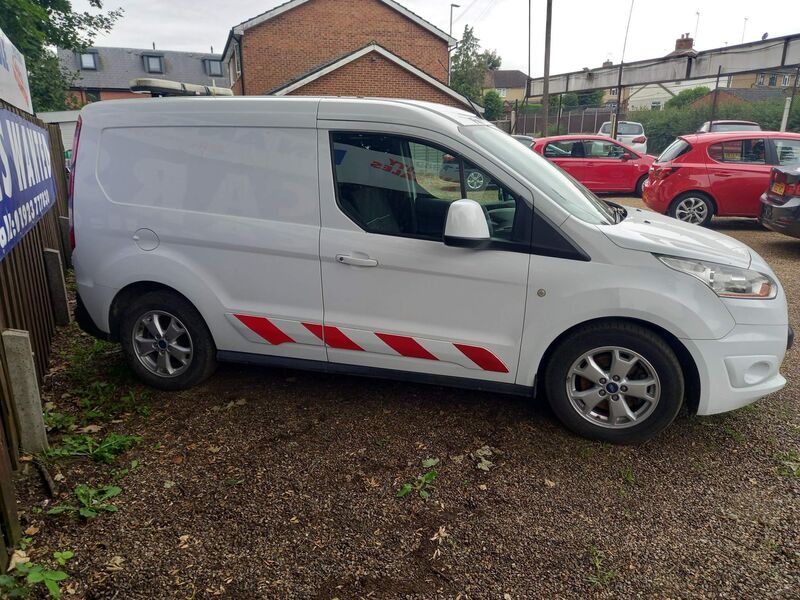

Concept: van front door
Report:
left=316, top=130, right=531, bottom=385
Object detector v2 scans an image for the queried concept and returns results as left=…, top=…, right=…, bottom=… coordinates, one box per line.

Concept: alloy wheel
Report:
left=132, top=310, right=193, bottom=378
left=674, top=197, right=708, bottom=224
left=466, top=171, right=485, bottom=191
left=566, top=346, right=661, bottom=429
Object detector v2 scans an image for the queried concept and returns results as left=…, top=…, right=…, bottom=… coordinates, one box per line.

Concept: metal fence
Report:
left=0, top=98, right=69, bottom=568
left=495, top=106, right=626, bottom=137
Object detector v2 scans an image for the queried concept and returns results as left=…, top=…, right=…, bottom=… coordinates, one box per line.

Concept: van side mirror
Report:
left=443, top=199, right=491, bottom=248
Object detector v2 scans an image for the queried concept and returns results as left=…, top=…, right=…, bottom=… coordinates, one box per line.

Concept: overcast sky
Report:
left=75, top=0, right=798, bottom=76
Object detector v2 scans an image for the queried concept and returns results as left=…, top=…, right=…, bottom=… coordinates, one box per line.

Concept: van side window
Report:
left=331, top=132, right=530, bottom=247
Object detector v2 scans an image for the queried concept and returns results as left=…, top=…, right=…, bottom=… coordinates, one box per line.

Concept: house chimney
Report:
left=602, top=59, right=613, bottom=68
left=675, top=33, right=694, bottom=51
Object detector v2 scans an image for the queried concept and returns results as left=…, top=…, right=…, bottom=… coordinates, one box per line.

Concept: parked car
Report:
left=598, top=120, right=647, bottom=154
left=696, top=120, right=761, bottom=133
left=512, top=134, right=536, bottom=147
left=440, top=153, right=492, bottom=191
left=71, top=97, right=790, bottom=443
left=760, top=163, right=800, bottom=238
left=532, top=135, right=654, bottom=195
left=643, top=131, right=800, bottom=225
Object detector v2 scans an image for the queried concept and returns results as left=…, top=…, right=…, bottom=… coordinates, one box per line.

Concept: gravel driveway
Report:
left=15, top=198, right=800, bottom=599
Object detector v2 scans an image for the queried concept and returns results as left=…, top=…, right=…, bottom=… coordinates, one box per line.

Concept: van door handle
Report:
left=335, top=254, right=378, bottom=267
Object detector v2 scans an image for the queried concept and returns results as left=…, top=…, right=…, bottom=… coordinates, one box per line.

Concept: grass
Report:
left=45, top=433, right=141, bottom=464
left=775, top=450, right=799, bottom=477
left=586, top=545, right=616, bottom=588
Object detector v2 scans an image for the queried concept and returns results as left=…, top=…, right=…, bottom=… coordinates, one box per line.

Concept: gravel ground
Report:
left=13, top=198, right=800, bottom=599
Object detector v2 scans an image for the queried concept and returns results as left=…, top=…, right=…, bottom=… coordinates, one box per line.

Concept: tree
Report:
left=0, top=0, right=123, bottom=112
left=665, top=86, right=711, bottom=110
left=482, top=90, right=504, bottom=120
left=450, top=25, right=502, bottom=103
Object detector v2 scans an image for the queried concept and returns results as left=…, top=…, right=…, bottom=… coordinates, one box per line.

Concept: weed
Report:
left=46, top=433, right=141, bottom=464
left=722, top=425, right=745, bottom=444
left=18, top=536, right=33, bottom=550
left=43, top=411, right=76, bottom=433
left=48, top=484, right=122, bottom=519
left=398, top=458, right=440, bottom=499
left=111, top=459, right=141, bottom=481
left=586, top=545, right=616, bottom=588
left=775, top=450, right=799, bottom=477
left=0, top=551, right=71, bottom=599
left=52, top=551, right=74, bottom=567
left=620, top=466, right=636, bottom=485
left=76, top=382, right=150, bottom=422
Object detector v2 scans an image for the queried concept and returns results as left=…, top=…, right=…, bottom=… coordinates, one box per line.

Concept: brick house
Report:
left=221, top=0, right=475, bottom=110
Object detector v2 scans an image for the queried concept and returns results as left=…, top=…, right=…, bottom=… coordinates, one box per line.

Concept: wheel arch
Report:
left=108, top=281, right=198, bottom=342
left=535, top=316, right=701, bottom=414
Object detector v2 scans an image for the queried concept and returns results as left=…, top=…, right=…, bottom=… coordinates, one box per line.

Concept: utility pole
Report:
left=612, top=0, right=635, bottom=140
left=781, top=65, right=800, bottom=131
left=540, top=0, right=553, bottom=137
left=710, top=65, right=723, bottom=127
left=694, top=11, right=700, bottom=40
left=741, top=17, right=748, bottom=43
left=448, top=3, right=460, bottom=85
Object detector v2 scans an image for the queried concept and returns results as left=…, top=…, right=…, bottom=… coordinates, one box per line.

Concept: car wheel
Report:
left=635, top=175, right=648, bottom=197
left=668, top=192, right=714, bottom=226
left=543, top=321, right=684, bottom=444
left=120, top=290, right=217, bottom=391
left=465, top=170, right=488, bottom=192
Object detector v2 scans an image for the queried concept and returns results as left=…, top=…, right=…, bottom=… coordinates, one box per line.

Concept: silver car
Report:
left=598, top=120, right=647, bottom=154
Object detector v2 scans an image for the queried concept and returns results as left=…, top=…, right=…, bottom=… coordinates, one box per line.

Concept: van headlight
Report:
left=657, top=255, right=777, bottom=299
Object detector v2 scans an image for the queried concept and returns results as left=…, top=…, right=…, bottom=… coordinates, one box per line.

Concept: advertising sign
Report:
left=0, top=25, right=33, bottom=114
left=0, top=109, right=56, bottom=260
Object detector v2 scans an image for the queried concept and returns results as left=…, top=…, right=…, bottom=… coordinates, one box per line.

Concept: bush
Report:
left=630, top=99, right=800, bottom=155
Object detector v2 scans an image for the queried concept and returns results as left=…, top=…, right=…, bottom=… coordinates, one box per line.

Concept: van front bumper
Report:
left=683, top=323, right=788, bottom=415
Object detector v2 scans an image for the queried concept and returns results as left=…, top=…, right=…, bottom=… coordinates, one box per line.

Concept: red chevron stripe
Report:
left=235, top=314, right=294, bottom=345
left=454, top=343, right=508, bottom=373
left=375, top=332, right=438, bottom=361
left=303, top=323, right=364, bottom=351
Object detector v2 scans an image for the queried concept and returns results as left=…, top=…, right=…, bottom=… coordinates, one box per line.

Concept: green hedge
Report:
left=629, top=99, right=800, bottom=155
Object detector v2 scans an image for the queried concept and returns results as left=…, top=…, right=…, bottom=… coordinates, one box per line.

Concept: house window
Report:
left=144, top=55, right=164, bottom=74
left=496, top=88, right=507, bottom=98
left=609, top=87, right=618, bottom=96
left=205, top=60, right=223, bottom=77
left=651, top=101, right=662, bottom=111
left=768, top=74, right=777, bottom=86
left=80, top=53, right=97, bottom=70
left=756, top=73, right=765, bottom=85
left=782, top=74, right=790, bottom=86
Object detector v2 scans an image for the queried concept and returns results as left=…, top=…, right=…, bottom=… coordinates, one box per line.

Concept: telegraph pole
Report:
left=612, top=0, right=635, bottom=140
left=448, top=4, right=460, bottom=85
left=540, top=0, right=553, bottom=137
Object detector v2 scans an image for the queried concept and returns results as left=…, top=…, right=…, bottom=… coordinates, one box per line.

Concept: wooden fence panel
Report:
left=0, top=98, right=70, bottom=566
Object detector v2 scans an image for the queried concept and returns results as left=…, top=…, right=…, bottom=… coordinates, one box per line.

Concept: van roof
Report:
left=78, top=96, right=484, bottom=131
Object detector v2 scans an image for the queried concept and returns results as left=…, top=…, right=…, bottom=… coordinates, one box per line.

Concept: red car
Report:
left=643, top=131, right=800, bottom=226
left=532, top=135, right=654, bottom=195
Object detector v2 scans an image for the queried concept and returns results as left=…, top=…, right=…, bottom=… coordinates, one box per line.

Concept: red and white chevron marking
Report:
left=231, top=314, right=508, bottom=373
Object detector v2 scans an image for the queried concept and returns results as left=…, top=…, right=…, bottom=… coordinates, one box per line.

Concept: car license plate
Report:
left=771, top=182, right=785, bottom=195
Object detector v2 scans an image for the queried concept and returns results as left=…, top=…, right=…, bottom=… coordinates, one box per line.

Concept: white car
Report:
left=598, top=120, right=648, bottom=154
left=71, top=97, right=790, bottom=443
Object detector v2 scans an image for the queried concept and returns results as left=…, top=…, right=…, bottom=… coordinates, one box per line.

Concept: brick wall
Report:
left=238, top=0, right=449, bottom=94
left=287, top=52, right=464, bottom=108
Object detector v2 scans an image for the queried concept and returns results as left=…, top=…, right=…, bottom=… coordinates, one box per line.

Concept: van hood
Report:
left=600, top=207, right=752, bottom=268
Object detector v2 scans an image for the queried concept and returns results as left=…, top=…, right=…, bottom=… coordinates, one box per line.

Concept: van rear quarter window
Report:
left=96, top=127, right=318, bottom=223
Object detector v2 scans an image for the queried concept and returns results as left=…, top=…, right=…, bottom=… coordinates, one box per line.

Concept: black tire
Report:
left=119, top=290, right=217, bottom=391
left=668, top=192, right=714, bottom=226
left=635, top=174, right=648, bottom=197
left=543, top=321, right=684, bottom=444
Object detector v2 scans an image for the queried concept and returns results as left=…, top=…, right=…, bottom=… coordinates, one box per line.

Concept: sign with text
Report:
left=0, top=26, right=33, bottom=114
left=0, top=109, right=56, bottom=260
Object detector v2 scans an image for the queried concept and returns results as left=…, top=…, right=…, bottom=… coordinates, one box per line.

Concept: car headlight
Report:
left=657, top=255, right=777, bottom=299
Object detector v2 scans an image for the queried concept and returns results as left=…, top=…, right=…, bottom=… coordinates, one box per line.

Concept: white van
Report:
left=71, top=97, right=791, bottom=443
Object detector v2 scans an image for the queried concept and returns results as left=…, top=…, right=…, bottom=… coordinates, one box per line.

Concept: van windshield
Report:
left=461, top=124, right=615, bottom=225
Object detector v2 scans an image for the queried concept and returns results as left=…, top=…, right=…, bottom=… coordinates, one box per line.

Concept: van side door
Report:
left=316, top=128, right=531, bottom=385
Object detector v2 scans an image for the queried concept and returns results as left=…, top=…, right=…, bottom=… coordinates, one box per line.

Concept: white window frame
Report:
left=756, top=73, right=765, bottom=86
left=143, top=55, right=164, bottom=74
left=496, top=87, right=507, bottom=98
left=206, top=59, right=223, bottom=77
left=768, top=74, right=778, bottom=87
left=782, top=74, right=790, bottom=86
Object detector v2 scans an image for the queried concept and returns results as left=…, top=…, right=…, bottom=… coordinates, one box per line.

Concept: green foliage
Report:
left=52, top=551, right=74, bottom=567
left=48, top=483, right=122, bottom=519
left=451, top=25, right=501, bottom=103
left=560, top=90, right=605, bottom=109
left=629, top=99, right=800, bottom=155
left=398, top=458, right=440, bottom=499
left=482, top=90, right=504, bottom=120
left=0, top=1, right=123, bottom=112
left=665, top=86, right=711, bottom=109
left=46, top=433, right=141, bottom=464
left=586, top=545, right=616, bottom=588
left=43, top=410, right=76, bottom=433
left=77, top=382, right=150, bottom=422
left=775, top=450, right=799, bottom=477
left=0, top=561, right=69, bottom=599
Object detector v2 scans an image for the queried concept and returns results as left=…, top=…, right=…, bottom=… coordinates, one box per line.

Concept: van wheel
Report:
left=543, top=321, right=684, bottom=444
left=635, top=175, right=648, bottom=197
left=668, top=192, right=713, bottom=226
left=120, top=290, right=217, bottom=391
